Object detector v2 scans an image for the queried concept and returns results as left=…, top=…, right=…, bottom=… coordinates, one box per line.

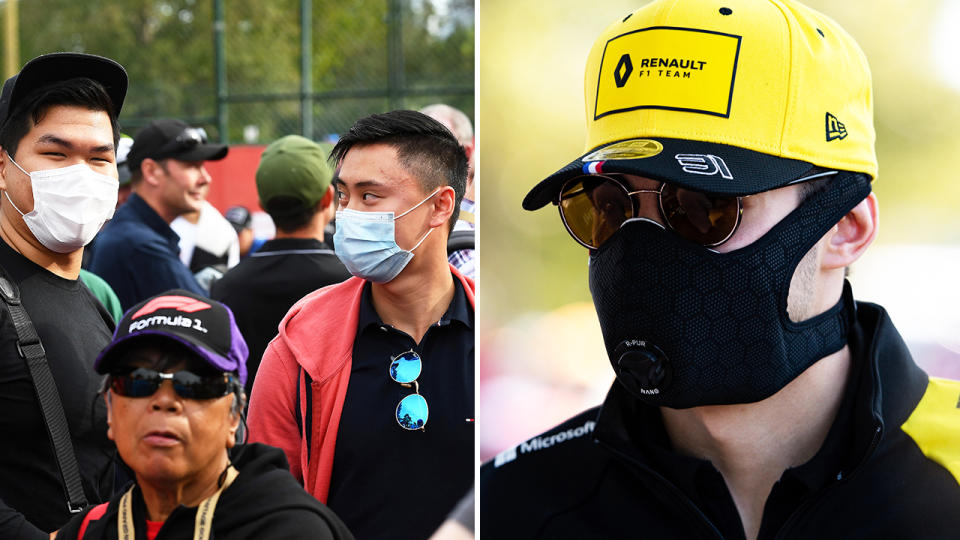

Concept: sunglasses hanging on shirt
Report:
left=389, top=350, right=428, bottom=431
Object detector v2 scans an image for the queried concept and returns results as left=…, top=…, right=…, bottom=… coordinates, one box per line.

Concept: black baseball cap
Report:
left=95, top=289, right=248, bottom=385
left=0, top=52, right=127, bottom=128
left=127, top=118, right=228, bottom=172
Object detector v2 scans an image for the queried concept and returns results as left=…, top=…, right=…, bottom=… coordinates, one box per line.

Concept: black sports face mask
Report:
left=588, top=171, right=871, bottom=408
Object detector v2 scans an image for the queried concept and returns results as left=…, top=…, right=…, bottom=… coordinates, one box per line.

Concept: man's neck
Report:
left=0, top=213, right=82, bottom=279
left=134, top=189, right=178, bottom=224
left=274, top=213, right=329, bottom=243
left=370, top=252, right=455, bottom=344
left=660, top=346, right=851, bottom=540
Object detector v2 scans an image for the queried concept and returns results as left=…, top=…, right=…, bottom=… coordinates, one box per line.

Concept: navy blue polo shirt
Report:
left=327, top=276, right=474, bottom=539
left=90, top=193, right=206, bottom=311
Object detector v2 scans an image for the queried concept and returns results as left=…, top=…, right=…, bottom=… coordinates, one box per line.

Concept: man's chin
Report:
left=182, top=200, right=204, bottom=216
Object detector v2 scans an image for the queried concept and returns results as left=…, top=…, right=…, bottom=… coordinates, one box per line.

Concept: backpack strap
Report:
left=0, top=268, right=88, bottom=513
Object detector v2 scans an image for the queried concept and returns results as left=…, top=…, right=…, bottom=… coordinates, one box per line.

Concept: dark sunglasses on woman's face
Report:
left=108, top=367, right=236, bottom=400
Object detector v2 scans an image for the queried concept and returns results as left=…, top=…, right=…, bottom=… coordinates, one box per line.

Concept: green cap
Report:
left=256, top=135, right=333, bottom=214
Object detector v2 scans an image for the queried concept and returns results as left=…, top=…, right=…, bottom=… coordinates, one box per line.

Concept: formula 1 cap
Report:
left=523, top=0, right=876, bottom=210
left=95, top=290, right=248, bottom=385
left=0, top=52, right=127, bottom=128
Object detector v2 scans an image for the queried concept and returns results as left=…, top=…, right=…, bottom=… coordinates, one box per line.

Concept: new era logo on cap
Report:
left=825, top=112, right=848, bottom=141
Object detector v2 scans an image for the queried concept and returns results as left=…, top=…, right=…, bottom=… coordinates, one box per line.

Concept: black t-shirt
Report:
left=327, top=279, right=474, bottom=540
left=0, top=239, right=116, bottom=535
left=210, top=238, right=351, bottom=396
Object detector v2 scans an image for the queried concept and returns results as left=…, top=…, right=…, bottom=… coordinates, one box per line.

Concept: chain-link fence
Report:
left=2, top=0, right=474, bottom=143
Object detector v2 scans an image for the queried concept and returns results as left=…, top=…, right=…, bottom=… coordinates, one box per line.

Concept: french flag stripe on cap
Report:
left=583, top=161, right=604, bottom=174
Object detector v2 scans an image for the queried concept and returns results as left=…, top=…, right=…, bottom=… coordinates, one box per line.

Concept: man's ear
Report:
left=226, top=391, right=244, bottom=449
left=140, top=159, right=163, bottom=187
left=319, top=185, right=335, bottom=209
left=0, top=147, right=10, bottom=191
left=821, top=192, right=878, bottom=270
left=429, top=186, right=456, bottom=229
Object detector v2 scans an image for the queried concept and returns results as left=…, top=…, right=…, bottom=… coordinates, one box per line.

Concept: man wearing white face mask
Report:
left=248, top=110, right=475, bottom=539
left=0, top=52, right=127, bottom=539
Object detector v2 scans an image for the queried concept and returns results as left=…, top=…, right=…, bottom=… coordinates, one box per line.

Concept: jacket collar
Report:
left=125, top=192, right=180, bottom=244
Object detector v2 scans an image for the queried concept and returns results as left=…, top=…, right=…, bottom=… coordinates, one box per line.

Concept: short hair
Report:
left=419, top=103, right=473, bottom=146
left=265, top=195, right=320, bottom=233
left=331, top=110, right=467, bottom=232
left=796, top=169, right=843, bottom=203
left=0, top=77, right=120, bottom=159
left=128, top=157, right=172, bottom=187
left=129, top=167, right=143, bottom=185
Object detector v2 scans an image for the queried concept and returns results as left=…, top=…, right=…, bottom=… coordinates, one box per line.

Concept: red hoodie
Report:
left=247, top=265, right=475, bottom=503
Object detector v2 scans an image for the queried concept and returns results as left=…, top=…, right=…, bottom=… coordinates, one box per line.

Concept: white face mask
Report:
left=4, top=152, right=118, bottom=253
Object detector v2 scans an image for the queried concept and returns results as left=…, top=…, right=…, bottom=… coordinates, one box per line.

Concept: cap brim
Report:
left=94, top=330, right=242, bottom=383
left=169, top=143, right=228, bottom=163
left=522, top=137, right=815, bottom=210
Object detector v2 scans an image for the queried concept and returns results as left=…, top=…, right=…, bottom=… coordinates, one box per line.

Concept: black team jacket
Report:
left=481, top=301, right=960, bottom=539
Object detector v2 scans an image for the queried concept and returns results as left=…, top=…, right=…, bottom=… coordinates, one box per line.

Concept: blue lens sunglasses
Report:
left=389, top=350, right=428, bottom=431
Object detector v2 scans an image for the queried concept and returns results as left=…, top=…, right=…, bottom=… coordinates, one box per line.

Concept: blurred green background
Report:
left=476, top=0, right=960, bottom=457
left=1, top=0, right=474, bottom=142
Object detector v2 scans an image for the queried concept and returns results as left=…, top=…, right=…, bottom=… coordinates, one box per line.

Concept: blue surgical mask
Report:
left=333, top=188, right=440, bottom=283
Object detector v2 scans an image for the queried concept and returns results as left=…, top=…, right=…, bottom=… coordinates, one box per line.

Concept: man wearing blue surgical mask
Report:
left=0, top=53, right=127, bottom=539
left=248, top=110, right=475, bottom=539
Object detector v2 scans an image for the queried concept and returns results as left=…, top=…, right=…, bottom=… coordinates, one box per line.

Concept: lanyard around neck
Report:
left=118, top=465, right=239, bottom=540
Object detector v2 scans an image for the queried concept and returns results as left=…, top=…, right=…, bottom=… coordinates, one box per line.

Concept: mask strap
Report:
left=408, top=226, right=435, bottom=253
left=4, top=151, right=29, bottom=177
left=2, top=152, right=28, bottom=217
left=3, top=190, right=25, bottom=217
left=396, top=187, right=442, bottom=220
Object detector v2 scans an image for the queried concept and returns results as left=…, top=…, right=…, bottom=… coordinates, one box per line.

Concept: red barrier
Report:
left=203, top=144, right=267, bottom=214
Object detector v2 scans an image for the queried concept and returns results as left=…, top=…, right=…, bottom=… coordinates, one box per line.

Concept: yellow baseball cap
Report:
left=523, top=0, right=876, bottom=210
